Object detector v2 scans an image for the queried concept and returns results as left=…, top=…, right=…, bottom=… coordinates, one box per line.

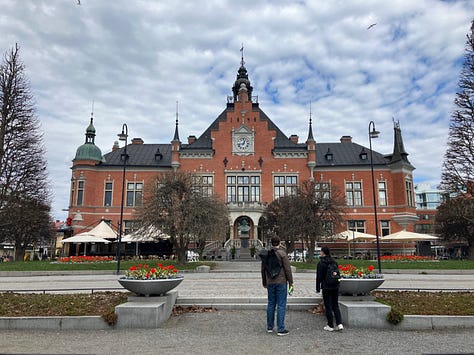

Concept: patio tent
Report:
left=60, top=220, right=117, bottom=256
left=85, top=220, right=118, bottom=239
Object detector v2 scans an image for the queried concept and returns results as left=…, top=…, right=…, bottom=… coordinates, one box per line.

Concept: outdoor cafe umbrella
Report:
left=381, top=230, right=439, bottom=255
left=60, top=233, right=111, bottom=256
left=335, top=230, right=376, bottom=258
left=121, top=225, right=169, bottom=256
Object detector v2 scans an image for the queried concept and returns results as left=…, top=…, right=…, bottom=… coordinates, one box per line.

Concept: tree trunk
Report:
left=14, top=243, right=26, bottom=262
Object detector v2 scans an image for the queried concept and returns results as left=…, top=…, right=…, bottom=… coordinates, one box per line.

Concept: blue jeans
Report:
left=267, top=283, right=288, bottom=332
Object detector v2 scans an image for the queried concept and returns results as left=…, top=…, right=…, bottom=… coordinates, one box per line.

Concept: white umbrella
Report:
left=381, top=230, right=439, bottom=255
left=121, top=225, right=169, bottom=242
left=381, top=230, right=439, bottom=242
left=60, top=233, right=112, bottom=244
left=336, top=230, right=376, bottom=242
left=335, top=230, right=376, bottom=258
left=60, top=233, right=111, bottom=256
left=86, top=220, right=118, bottom=239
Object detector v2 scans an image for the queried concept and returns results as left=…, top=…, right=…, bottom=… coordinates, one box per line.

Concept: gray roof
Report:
left=100, top=144, right=172, bottom=167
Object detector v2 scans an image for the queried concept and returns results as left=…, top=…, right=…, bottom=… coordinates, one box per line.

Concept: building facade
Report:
left=68, top=61, right=418, bottom=257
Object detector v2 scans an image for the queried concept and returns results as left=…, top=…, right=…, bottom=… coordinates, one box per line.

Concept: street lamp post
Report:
left=116, top=123, right=128, bottom=275
left=368, top=121, right=382, bottom=274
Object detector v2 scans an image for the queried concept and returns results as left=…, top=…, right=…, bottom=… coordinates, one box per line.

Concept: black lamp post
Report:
left=368, top=120, right=382, bottom=274
left=116, top=123, right=128, bottom=275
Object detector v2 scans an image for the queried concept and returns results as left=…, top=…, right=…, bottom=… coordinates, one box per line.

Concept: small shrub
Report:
left=386, top=308, right=404, bottom=325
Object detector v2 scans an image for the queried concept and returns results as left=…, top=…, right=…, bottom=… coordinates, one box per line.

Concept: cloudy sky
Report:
left=1, top=0, right=472, bottom=221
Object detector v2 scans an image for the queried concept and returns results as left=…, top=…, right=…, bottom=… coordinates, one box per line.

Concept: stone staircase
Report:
left=175, top=296, right=321, bottom=310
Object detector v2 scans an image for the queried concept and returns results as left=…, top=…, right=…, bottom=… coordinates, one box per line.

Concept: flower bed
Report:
left=380, top=255, right=434, bottom=262
left=56, top=256, right=114, bottom=263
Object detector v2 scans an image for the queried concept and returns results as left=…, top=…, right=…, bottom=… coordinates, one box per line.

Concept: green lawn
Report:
left=291, top=259, right=474, bottom=270
left=0, top=258, right=473, bottom=272
left=0, top=259, right=215, bottom=272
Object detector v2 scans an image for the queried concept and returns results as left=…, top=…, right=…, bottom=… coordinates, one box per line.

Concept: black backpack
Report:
left=260, top=249, right=282, bottom=279
left=325, top=261, right=341, bottom=287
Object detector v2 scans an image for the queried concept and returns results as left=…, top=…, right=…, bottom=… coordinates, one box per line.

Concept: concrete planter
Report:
left=339, top=278, right=384, bottom=296
left=118, top=276, right=184, bottom=297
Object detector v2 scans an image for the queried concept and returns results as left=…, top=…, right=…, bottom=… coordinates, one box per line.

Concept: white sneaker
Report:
left=323, top=325, right=334, bottom=332
left=336, top=324, right=344, bottom=331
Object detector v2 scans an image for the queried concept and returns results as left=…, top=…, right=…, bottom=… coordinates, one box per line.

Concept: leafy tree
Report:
left=440, top=20, right=474, bottom=194
left=0, top=44, right=52, bottom=261
left=436, top=196, right=474, bottom=259
left=140, top=171, right=229, bottom=265
left=262, top=179, right=345, bottom=263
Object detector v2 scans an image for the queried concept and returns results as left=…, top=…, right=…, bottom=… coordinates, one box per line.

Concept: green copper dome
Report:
left=74, top=117, right=104, bottom=162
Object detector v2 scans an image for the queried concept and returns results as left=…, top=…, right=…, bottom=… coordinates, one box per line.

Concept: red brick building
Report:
left=68, top=60, right=418, bottom=257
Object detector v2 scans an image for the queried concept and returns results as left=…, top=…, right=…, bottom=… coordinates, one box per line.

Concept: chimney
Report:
left=132, top=138, right=144, bottom=145
left=340, top=136, right=352, bottom=143
left=289, top=135, right=299, bottom=144
left=112, top=141, right=119, bottom=151
left=188, top=135, right=197, bottom=144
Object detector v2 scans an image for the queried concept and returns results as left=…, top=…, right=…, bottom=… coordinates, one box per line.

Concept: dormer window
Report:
left=325, top=148, right=333, bottom=161
left=359, top=148, right=368, bottom=160
left=155, top=148, right=163, bottom=161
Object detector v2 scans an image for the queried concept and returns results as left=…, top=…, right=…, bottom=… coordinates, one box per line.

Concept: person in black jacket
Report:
left=316, top=246, right=343, bottom=331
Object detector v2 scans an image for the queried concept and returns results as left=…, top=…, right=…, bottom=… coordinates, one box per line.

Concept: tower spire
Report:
left=240, top=43, right=245, bottom=67
left=173, top=100, right=180, bottom=142
left=307, top=102, right=315, bottom=141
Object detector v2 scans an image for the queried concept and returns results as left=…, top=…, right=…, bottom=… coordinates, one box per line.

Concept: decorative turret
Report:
left=306, top=105, right=316, bottom=180
left=386, top=119, right=413, bottom=169
left=74, top=116, right=103, bottom=162
left=232, top=45, right=253, bottom=102
left=171, top=101, right=181, bottom=171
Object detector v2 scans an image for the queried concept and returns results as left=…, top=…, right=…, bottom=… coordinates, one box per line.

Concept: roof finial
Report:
left=90, top=100, right=94, bottom=124
left=240, top=43, right=245, bottom=66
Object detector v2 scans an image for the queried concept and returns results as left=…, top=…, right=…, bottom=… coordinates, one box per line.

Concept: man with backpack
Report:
left=260, top=236, right=293, bottom=336
left=316, top=246, right=344, bottom=332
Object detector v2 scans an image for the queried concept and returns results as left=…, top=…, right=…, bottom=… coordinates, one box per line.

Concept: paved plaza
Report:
left=0, top=262, right=474, bottom=354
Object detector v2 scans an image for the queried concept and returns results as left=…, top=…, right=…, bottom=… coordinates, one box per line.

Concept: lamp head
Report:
left=369, top=127, right=380, bottom=139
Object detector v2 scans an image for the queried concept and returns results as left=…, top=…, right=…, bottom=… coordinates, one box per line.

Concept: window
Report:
left=315, top=182, right=331, bottom=200
left=226, top=175, right=261, bottom=203
left=77, top=180, right=84, bottom=206
left=70, top=180, right=75, bottom=206
left=381, top=220, right=390, bottom=236
left=405, top=180, right=414, bottom=207
left=378, top=181, right=387, bottom=206
left=194, top=175, right=214, bottom=197
left=274, top=175, right=297, bottom=199
left=126, top=182, right=143, bottom=206
left=104, top=182, right=113, bottom=206
left=345, top=181, right=362, bottom=206
left=348, top=220, right=365, bottom=233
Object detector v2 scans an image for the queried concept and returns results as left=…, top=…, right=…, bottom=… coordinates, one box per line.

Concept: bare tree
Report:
left=436, top=196, right=474, bottom=259
left=440, top=20, right=474, bottom=195
left=262, top=179, right=345, bottom=263
left=0, top=44, right=52, bottom=260
left=140, top=171, right=229, bottom=265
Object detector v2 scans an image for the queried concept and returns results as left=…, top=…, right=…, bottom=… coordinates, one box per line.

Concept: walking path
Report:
left=1, top=261, right=474, bottom=354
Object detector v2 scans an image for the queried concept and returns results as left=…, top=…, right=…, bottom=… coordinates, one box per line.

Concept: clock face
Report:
left=237, top=136, right=250, bottom=150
